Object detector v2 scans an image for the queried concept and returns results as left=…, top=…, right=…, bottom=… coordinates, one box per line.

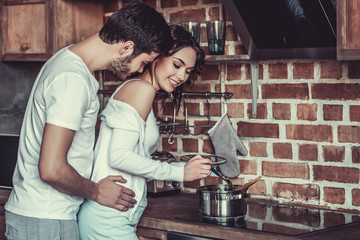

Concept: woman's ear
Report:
left=119, top=40, right=134, bottom=57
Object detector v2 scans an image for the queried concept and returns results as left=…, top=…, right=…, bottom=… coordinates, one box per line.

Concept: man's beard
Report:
left=106, top=54, right=134, bottom=81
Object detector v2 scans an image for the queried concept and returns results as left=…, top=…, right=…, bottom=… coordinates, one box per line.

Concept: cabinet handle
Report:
left=21, top=43, right=31, bottom=51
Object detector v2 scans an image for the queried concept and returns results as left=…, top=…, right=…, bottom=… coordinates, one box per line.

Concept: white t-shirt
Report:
left=5, top=46, right=100, bottom=220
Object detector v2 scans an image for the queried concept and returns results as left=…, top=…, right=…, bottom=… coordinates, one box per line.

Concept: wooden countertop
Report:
left=1, top=189, right=360, bottom=240
left=140, top=192, right=360, bottom=240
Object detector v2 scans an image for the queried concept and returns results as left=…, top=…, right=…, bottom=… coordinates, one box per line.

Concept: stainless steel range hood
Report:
left=221, top=0, right=337, bottom=60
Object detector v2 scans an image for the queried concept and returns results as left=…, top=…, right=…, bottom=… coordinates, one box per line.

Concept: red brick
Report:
left=162, top=138, right=178, bottom=152
left=312, top=83, right=360, bottom=100
left=247, top=103, right=267, bottom=119
left=323, top=187, right=345, bottom=204
left=104, top=70, right=120, bottom=83
left=272, top=182, right=319, bottom=201
left=182, top=138, right=198, bottom=152
left=238, top=122, right=279, bottom=138
left=172, top=119, right=187, bottom=135
left=313, top=165, right=359, bottom=183
left=243, top=63, right=262, bottom=80
left=338, top=125, right=360, bottom=143
left=286, top=124, right=333, bottom=142
left=299, top=144, right=318, bottom=161
left=208, top=7, right=220, bottom=21
left=143, top=0, right=156, bottom=8
left=353, top=146, right=360, bottom=163
left=348, top=61, right=360, bottom=79
left=262, top=162, right=309, bottom=179
left=250, top=142, right=268, bottom=157
left=226, top=25, right=238, bottom=41
left=184, top=179, right=201, bottom=189
left=185, top=102, right=200, bottom=115
left=350, top=105, right=360, bottom=122
left=320, top=62, right=342, bottom=79
left=273, top=143, right=292, bottom=159
left=352, top=189, right=360, bottom=206
left=297, top=104, right=317, bottom=121
left=199, top=26, right=206, bottom=44
left=161, top=0, right=178, bottom=8
left=262, top=84, right=309, bottom=100
left=293, top=62, right=314, bottom=79
left=234, top=44, right=248, bottom=55
left=183, top=83, right=212, bottom=92
left=227, top=102, right=244, bottom=118
left=239, top=160, right=257, bottom=175
left=204, top=176, right=222, bottom=186
left=240, top=64, right=259, bottom=80
left=103, top=1, right=119, bottom=13
left=201, top=64, right=220, bottom=80
left=202, top=139, right=215, bottom=154
left=227, top=64, right=242, bottom=81
left=323, top=212, right=345, bottom=228
left=169, top=9, right=206, bottom=24
left=268, top=63, right=288, bottom=79
left=272, top=103, right=291, bottom=120
left=248, top=180, right=266, bottom=196
left=322, top=145, right=345, bottom=162
left=208, top=103, right=221, bottom=117
left=193, top=120, right=214, bottom=135
left=152, top=102, right=159, bottom=116
left=180, top=0, right=199, bottom=6
left=162, top=102, right=175, bottom=115
left=323, top=104, right=343, bottom=121
left=226, top=84, right=252, bottom=99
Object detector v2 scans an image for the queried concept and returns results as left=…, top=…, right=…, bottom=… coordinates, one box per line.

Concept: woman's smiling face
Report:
left=153, top=46, right=197, bottom=92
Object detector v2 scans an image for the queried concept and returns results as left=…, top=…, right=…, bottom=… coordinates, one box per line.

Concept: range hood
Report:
left=220, top=0, right=337, bottom=60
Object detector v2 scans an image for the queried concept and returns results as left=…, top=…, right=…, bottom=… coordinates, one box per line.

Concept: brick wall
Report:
left=103, top=0, right=360, bottom=212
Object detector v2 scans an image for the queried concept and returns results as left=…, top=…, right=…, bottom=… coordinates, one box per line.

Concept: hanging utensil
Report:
left=211, top=166, right=233, bottom=190
left=232, top=176, right=261, bottom=192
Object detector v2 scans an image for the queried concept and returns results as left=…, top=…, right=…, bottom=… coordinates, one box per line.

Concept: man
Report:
left=4, top=3, right=171, bottom=239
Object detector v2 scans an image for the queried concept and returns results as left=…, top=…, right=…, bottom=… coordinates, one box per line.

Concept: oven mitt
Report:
left=208, top=113, right=247, bottom=178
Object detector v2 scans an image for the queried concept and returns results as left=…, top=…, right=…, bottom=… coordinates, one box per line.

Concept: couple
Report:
left=4, top=3, right=211, bottom=240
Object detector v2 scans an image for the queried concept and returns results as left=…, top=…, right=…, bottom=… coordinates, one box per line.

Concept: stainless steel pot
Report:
left=196, top=184, right=250, bottom=222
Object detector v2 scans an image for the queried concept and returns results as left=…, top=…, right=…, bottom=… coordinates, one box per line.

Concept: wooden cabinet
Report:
left=0, top=0, right=104, bottom=61
left=337, top=0, right=360, bottom=60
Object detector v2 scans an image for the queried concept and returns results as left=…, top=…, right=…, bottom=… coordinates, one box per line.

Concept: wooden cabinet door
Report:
left=337, top=0, right=360, bottom=60
left=1, top=0, right=52, bottom=61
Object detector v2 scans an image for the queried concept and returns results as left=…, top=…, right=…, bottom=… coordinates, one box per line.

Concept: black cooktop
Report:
left=177, top=199, right=360, bottom=236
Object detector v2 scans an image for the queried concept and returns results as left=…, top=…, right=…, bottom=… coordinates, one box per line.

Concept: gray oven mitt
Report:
left=208, top=113, right=248, bottom=178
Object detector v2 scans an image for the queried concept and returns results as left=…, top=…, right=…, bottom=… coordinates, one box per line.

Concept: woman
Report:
left=77, top=25, right=212, bottom=239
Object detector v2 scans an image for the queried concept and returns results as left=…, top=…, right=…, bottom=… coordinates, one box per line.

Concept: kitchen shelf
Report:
left=205, top=54, right=258, bottom=118
left=205, top=54, right=250, bottom=63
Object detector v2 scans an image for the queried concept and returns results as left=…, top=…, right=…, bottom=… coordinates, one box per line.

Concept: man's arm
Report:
left=38, top=123, right=136, bottom=211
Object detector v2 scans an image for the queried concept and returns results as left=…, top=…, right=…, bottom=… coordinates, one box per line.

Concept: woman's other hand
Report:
left=184, top=154, right=212, bottom=181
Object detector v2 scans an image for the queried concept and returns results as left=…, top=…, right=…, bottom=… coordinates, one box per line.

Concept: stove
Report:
left=177, top=199, right=360, bottom=237
left=147, top=151, right=181, bottom=196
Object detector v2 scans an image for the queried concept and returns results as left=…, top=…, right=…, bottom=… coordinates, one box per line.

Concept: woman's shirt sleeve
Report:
left=102, top=102, right=184, bottom=182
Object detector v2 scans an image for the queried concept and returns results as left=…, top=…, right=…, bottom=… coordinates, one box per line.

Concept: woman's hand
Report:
left=184, top=154, right=212, bottom=181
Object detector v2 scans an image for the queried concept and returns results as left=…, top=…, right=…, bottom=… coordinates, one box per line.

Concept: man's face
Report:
left=107, top=51, right=159, bottom=81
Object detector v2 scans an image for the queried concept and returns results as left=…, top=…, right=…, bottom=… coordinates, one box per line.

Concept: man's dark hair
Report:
left=99, top=3, right=172, bottom=57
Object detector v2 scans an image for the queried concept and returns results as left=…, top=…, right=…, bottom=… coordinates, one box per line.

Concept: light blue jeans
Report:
left=78, top=200, right=145, bottom=240
left=5, top=211, right=79, bottom=240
